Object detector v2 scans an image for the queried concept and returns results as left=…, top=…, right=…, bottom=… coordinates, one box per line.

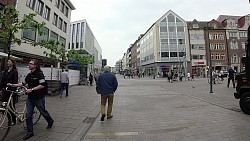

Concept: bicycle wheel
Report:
left=0, top=109, right=12, bottom=141
left=217, top=77, right=223, bottom=84
left=23, top=107, right=41, bottom=129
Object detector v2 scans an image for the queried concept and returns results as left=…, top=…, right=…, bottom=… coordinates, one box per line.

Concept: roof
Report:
left=217, top=15, right=242, bottom=22
left=65, top=0, right=76, bottom=10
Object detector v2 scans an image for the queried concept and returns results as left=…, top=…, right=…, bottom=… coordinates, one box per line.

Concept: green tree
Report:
left=0, top=5, right=45, bottom=59
left=67, top=49, right=94, bottom=65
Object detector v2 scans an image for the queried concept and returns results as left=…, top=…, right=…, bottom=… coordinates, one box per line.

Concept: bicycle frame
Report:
left=1, top=87, right=28, bottom=124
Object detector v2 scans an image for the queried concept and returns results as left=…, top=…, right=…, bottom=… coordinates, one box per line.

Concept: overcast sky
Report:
left=70, top=0, right=250, bottom=66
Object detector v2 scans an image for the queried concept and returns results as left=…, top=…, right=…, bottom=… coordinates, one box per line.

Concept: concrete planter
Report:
left=46, top=80, right=60, bottom=96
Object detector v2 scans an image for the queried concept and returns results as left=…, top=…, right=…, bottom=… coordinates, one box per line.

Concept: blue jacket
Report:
left=97, top=71, right=118, bottom=95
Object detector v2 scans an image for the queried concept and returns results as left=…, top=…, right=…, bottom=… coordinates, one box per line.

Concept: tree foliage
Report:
left=0, top=5, right=45, bottom=59
left=67, top=49, right=94, bottom=65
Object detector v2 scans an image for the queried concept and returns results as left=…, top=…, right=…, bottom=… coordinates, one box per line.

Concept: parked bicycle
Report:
left=208, top=75, right=224, bottom=84
left=78, top=77, right=89, bottom=85
left=0, top=86, right=41, bottom=141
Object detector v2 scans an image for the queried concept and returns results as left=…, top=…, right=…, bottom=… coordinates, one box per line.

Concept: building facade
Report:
left=68, top=20, right=102, bottom=76
left=140, top=10, right=191, bottom=77
left=13, top=0, right=75, bottom=65
left=219, top=15, right=250, bottom=72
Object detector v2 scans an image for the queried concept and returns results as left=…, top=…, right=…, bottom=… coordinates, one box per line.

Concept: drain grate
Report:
left=83, top=117, right=96, bottom=123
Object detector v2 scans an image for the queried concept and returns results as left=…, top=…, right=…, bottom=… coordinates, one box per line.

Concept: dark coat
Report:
left=97, top=71, right=118, bottom=95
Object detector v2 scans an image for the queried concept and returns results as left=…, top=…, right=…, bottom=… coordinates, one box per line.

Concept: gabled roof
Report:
left=217, top=15, right=242, bottom=23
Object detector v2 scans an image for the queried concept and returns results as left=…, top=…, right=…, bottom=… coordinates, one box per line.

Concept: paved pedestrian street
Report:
left=3, top=76, right=250, bottom=141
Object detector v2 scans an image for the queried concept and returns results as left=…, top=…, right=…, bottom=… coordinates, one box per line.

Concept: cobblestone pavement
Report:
left=3, top=76, right=250, bottom=141
left=84, top=76, right=250, bottom=141
left=3, top=84, right=100, bottom=141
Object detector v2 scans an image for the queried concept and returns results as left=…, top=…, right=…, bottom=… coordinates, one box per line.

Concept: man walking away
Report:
left=97, top=65, right=118, bottom=121
left=227, top=67, right=236, bottom=88
left=60, top=69, right=69, bottom=97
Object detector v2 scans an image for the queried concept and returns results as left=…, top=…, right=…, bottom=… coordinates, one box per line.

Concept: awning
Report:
left=0, top=52, right=22, bottom=60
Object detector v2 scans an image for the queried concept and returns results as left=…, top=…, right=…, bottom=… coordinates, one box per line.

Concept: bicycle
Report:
left=0, top=86, right=41, bottom=141
left=208, top=75, right=224, bottom=84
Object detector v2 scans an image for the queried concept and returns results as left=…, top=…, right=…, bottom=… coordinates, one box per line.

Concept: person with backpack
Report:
left=8, top=59, right=54, bottom=140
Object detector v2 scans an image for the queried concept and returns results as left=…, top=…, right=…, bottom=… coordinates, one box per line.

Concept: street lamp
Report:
left=206, top=26, right=213, bottom=93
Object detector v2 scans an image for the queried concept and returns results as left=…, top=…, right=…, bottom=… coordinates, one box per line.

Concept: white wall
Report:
left=18, top=67, right=80, bottom=86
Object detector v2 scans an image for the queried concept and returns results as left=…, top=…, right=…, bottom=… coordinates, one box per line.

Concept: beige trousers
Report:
left=101, top=94, right=114, bottom=117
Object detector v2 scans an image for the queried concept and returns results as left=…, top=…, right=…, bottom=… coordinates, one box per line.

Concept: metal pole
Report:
left=208, top=28, right=213, bottom=93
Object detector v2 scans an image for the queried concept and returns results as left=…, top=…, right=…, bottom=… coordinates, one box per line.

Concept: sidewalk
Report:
left=4, top=85, right=100, bottom=141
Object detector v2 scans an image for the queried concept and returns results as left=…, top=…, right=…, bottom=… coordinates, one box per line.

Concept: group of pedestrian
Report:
left=0, top=59, right=54, bottom=140
left=0, top=58, right=118, bottom=140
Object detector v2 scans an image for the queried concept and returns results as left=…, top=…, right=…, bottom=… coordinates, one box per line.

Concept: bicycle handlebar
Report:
left=5, top=86, right=27, bottom=96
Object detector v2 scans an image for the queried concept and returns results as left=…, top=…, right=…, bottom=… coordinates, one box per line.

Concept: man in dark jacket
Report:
left=97, top=65, right=118, bottom=121
left=227, top=67, right=236, bottom=88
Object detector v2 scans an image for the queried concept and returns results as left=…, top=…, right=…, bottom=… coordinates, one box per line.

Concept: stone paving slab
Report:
left=84, top=76, right=250, bottom=141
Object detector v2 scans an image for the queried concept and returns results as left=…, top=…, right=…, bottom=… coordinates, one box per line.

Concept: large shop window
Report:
left=161, top=52, right=169, bottom=57
left=170, top=52, right=177, bottom=57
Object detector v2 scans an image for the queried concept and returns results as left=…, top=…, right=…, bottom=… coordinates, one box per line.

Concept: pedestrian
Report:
left=97, top=65, right=118, bottom=121
left=89, top=72, right=93, bottom=86
left=8, top=59, right=54, bottom=140
left=227, top=67, right=236, bottom=88
left=60, top=69, right=69, bottom=97
left=187, top=72, right=191, bottom=81
left=0, top=58, right=18, bottom=125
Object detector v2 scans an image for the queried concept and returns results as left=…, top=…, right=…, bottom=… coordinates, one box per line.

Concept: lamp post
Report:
left=207, top=27, right=213, bottom=93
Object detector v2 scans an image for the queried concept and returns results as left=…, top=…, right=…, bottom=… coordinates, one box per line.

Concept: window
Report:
left=209, top=34, right=213, bottom=40
left=178, top=39, right=185, bottom=44
left=161, top=52, right=169, bottom=57
left=38, top=27, right=49, bottom=42
left=26, top=0, right=36, bottom=9
left=68, top=43, right=70, bottom=49
left=58, top=18, right=63, bottom=29
left=242, top=42, right=246, bottom=50
left=213, top=34, right=218, bottom=39
left=168, top=26, right=175, bottom=32
left=71, top=43, right=74, bottom=49
left=215, top=54, right=220, bottom=60
left=214, top=44, right=219, bottom=50
left=177, top=26, right=184, bottom=32
left=50, top=31, right=58, bottom=41
left=210, top=44, right=213, bottom=50
left=55, top=0, right=60, bottom=8
left=60, top=2, right=65, bottom=13
left=219, top=34, right=224, bottom=39
left=232, top=54, right=238, bottom=63
left=35, top=0, right=44, bottom=15
left=80, top=22, right=84, bottom=46
left=62, top=22, right=67, bottom=33
left=221, top=54, right=226, bottom=60
left=167, top=14, right=175, bottom=22
left=192, top=24, right=199, bottom=28
left=199, top=55, right=205, bottom=60
left=192, top=55, right=198, bottom=59
left=211, top=54, right=214, bottom=60
left=43, top=6, right=50, bottom=20
left=219, top=44, right=225, bottom=50
left=59, top=36, right=66, bottom=46
left=170, top=52, right=177, bottom=57
left=22, top=29, right=36, bottom=41
left=65, top=7, right=69, bottom=17
left=53, top=13, right=58, bottom=26
left=179, top=52, right=185, bottom=57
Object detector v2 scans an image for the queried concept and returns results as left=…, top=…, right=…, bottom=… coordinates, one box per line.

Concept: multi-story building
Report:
left=140, top=10, right=191, bottom=77
left=218, top=15, right=250, bottom=72
left=68, top=20, right=102, bottom=76
left=188, top=20, right=207, bottom=77
left=205, top=19, right=228, bottom=72
left=12, top=0, right=75, bottom=66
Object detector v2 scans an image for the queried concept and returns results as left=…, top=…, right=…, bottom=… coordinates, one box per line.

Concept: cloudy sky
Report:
left=70, top=0, right=250, bottom=66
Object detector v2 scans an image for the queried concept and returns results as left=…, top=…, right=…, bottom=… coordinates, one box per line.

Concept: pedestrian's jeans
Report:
left=26, top=97, right=54, bottom=134
left=101, top=94, right=114, bottom=117
left=60, top=83, right=69, bottom=96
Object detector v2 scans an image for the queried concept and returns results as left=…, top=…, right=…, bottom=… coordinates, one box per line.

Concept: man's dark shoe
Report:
left=101, top=114, right=105, bottom=121
left=23, top=133, right=34, bottom=140
left=107, top=115, right=113, bottom=119
left=46, top=121, right=54, bottom=129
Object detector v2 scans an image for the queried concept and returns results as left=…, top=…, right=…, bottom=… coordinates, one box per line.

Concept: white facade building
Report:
left=139, top=10, right=191, bottom=77
left=13, top=0, right=75, bottom=62
left=68, top=20, right=102, bottom=74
